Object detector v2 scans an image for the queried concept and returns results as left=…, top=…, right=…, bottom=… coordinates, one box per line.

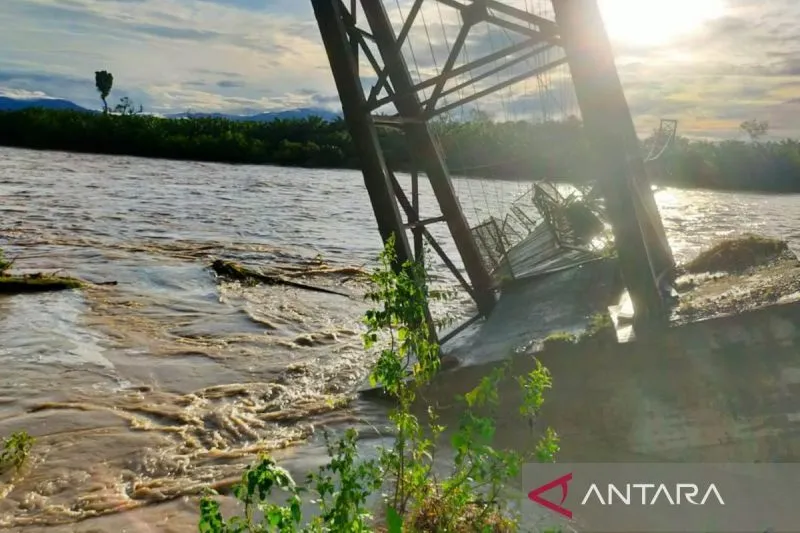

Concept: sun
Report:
left=599, top=0, right=726, bottom=47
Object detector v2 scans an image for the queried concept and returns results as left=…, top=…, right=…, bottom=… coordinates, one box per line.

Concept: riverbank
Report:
left=3, top=108, right=800, bottom=192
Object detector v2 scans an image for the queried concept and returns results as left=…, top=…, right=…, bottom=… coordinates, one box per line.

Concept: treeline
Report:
left=2, top=107, right=800, bottom=192
left=0, top=108, right=357, bottom=168
left=662, top=136, right=800, bottom=192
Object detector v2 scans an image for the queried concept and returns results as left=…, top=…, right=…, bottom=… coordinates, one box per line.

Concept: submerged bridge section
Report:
left=311, top=0, right=676, bottom=337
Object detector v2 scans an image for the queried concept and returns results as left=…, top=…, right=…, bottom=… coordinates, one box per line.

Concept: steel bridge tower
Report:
left=310, top=0, right=674, bottom=334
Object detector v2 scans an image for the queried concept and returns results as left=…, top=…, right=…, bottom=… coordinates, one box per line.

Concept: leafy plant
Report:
left=199, top=456, right=304, bottom=533
left=306, top=428, right=382, bottom=532
left=199, top=236, right=559, bottom=532
left=0, top=431, right=34, bottom=475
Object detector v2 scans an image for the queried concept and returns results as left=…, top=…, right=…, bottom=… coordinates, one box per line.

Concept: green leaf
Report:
left=386, top=505, right=403, bottom=533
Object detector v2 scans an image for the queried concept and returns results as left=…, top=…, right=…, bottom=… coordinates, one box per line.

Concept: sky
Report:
left=1, top=0, right=799, bottom=139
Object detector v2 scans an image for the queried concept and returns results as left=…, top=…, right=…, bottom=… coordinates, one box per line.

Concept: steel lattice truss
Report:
left=326, top=0, right=577, bottom=320
left=313, top=0, right=677, bottom=337
left=341, top=0, right=569, bottom=126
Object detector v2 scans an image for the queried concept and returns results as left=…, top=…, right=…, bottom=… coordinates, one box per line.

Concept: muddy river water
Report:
left=1, top=146, right=800, bottom=532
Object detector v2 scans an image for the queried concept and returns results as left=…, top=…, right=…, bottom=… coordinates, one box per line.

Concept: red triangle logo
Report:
left=528, top=472, right=573, bottom=519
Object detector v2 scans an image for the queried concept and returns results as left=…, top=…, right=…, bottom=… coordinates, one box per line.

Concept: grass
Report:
left=684, top=234, right=789, bottom=274
left=542, top=331, right=578, bottom=350
left=404, top=495, right=516, bottom=532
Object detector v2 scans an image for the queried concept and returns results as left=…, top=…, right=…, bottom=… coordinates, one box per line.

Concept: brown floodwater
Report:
left=1, top=146, right=800, bottom=531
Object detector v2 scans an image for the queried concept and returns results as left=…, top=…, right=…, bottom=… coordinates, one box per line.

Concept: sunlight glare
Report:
left=599, top=0, right=726, bottom=47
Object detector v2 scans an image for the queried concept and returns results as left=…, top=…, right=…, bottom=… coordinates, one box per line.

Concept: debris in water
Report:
left=0, top=248, right=85, bottom=294
left=673, top=234, right=800, bottom=323
left=683, top=234, right=789, bottom=274
left=0, top=273, right=84, bottom=294
left=210, top=259, right=351, bottom=298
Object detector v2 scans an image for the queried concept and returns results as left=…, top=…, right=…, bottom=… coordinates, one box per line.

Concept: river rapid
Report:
left=1, top=146, right=800, bottom=531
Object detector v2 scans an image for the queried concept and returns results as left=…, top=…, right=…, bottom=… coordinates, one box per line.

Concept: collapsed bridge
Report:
left=310, top=0, right=678, bottom=340
left=310, top=0, right=800, bottom=469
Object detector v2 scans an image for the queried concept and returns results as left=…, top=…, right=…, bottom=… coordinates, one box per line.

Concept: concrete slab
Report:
left=418, top=301, right=800, bottom=462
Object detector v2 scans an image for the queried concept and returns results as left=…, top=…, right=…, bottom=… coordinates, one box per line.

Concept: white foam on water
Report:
left=0, top=291, right=114, bottom=370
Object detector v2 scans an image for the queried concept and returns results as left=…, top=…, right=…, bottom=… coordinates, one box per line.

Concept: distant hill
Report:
left=0, top=96, right=340, bottom=122
left=0, top=96, right=89, bottom=112
left=164, top=107, right=341, bottom=122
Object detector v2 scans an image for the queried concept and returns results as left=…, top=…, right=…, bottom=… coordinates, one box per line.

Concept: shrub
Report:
left=0, top=431, right=34, bottom=476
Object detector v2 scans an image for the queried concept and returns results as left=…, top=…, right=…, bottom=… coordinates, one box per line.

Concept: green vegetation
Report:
left=0, top=248, right=84, bottom=294
left=683, top=235, right=790, bottom=274
left=0, top=431, right=34, bottom=476
left=541, top=331, right=578, bottom=350
left=579, top=312, right=615, bottom=343
left=664, top=134, right=800, bottom=192
left=0, top=274, right=84, bottom=294
left=0, top=108, right=355, bottom=168
left=2, top=106, right=800, bottom=192
left=199, top=236, right=559, bottom=532
left=540, top=312, right=616, bottom=352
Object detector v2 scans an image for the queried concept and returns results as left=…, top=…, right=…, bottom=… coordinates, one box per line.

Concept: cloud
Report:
left=0, top=88, right=55, bottom=100
left=374, top=0, right=800, bottom=138
left=0, top=0, right=331, bottom=113
left=217, top=80, right=245, bottom=89
left=609, top=0, right=800, bottom=138
left=0, top=0, right=798, bottom=138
